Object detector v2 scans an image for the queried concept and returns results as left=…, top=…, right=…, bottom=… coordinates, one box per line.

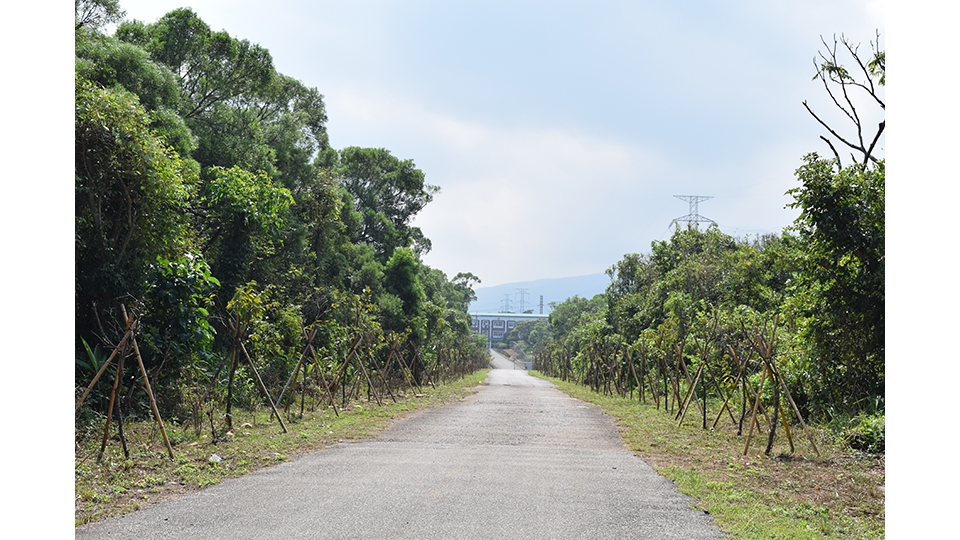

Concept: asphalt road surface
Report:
left=76, top=350, right=725, bottom=539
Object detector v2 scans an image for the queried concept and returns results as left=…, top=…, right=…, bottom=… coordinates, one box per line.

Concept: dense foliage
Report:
left=75, top=2, right=489, bottom=432
left=528, top=194, right=883, bottom=449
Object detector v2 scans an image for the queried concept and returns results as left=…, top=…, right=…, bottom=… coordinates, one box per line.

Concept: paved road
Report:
left=489, top=348, right=521, bottom=370
left=77, top=351, right=724, bottom=539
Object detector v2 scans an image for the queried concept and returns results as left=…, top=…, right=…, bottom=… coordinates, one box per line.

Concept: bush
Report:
left=843, top=413, right=884, bottom=454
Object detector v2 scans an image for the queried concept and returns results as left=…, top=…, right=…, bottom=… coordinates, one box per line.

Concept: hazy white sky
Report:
left=113, top=0, right=884, bottom=286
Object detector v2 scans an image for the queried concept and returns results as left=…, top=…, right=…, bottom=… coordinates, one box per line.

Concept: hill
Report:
left=469, top=273, right=610, bottom=314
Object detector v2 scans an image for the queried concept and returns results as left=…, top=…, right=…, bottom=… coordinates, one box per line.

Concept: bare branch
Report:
left=863, top=121, right=884, bottom=166
left=836, top=66, right=865, bottom=151
left=819, top=136, right=842, bottom=169
left=803, top=100, right=864, bottom=156
left=841, top=34, right=885, bottom=110
left=814, top=57, right=857, bottom=128
left=805, top=32, right=885, bottom=168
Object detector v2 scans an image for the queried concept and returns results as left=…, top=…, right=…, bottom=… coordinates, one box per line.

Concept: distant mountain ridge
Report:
left=468, top=273, right=610, bottom=314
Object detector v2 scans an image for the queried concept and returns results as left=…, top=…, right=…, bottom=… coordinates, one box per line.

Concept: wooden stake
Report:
left=97, top=340, right=128, bottom=462
left=772, top=364, right=820, bottom=457
left=130, top=330, right=175, bottom=459
left=714, top=345, right=750, bottom=429
left=674, top=343, right=705, bottom=418
left=239, top=341, right=287, bottom=434
left=306, top=344, right=339, bottom=416
left=277, top=327, right=318, bottom=407
left=779, top=401, right=795, bottom=454
left=676, top=365, right=704, bottom=427
left=75, top=322, right=135, bottom=412
left=743, top=364, right=768, bottom=456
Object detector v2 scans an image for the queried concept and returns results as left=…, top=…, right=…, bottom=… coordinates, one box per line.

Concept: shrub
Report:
left=843, top=413, right=884, bottom=454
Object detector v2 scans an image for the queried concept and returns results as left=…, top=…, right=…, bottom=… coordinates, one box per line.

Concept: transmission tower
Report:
left=500, top=294, right=513, bottom=313
left=516, top=288, right=530, bottom=313
left=671, top=195, right=716, bottom=228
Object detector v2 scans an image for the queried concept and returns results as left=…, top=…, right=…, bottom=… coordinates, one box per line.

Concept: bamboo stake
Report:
left=369, top=348, right=398, bottom=403
left=412, top=343, right=433, bottom=389
left=239, top=341, right=287, bottom=433
left=779, top=401, right=795, bottom=453
left=277, top=327, right=318, bottom=407
left=702, top=359, right=736, bottom=428
left=729, top=344, right=770, bottom=431
left=772, top=363, right=820, bottom=457
left=747, top=313, right=818, bottom=456
left=628, top=349, right=643, bottom=403
left=353, top=342, right=383, bottom=406
left=676, top=365, right=704, bottom=427
left=96, top=340, right=128, bottom=462
left=391, top=342, right=421, bottom=395
left=675, top=343, right=705, bottom=417
left=75, top=323, right=135, bottom=412
left=306, top=344, right=339, bottom=416
left=714, top=345, right=751, bottom=429
left=331, top=351, right=353, bottom=409
left=743, top=364, right=769, bottom=456
left=130, top=331, right=175, bottom=459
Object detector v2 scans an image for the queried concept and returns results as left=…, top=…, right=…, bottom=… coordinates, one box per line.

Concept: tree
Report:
left=75, top=34, right=197, bottom=157
left=197, top=166, right=294, bottom=298
left=114, top=9, right=291, bottom=175
left=75, top=76, right=196, bottom=348
left=116, top=9, right=275, bottom=120
left=76, top=0, right=124, bottom=31
left=141, top=253, right=219, bottom=398
left=785, top=155, right=884, bottom=417
left=337, top=147, right=439, bottom=257
left=785, top=31, right=885, bottom=419
left=803, top=32, right=884, bottom=168
left=449, top=272, right=481, bottom=312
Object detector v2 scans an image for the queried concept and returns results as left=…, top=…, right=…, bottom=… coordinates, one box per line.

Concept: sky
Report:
left=108, top=0, right=883, bottom=287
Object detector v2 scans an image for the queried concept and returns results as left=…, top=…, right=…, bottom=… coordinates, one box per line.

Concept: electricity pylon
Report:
left=516, top=288, right=530, bottom=313
left=671, top=195, right=716, bottom=228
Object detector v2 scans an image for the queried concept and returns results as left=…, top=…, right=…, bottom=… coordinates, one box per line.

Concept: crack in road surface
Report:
left=77, top=352, right=725, bottom=539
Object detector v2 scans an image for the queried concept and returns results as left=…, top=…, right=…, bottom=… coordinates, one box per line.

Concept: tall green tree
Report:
left=75, top=76, right=197, bottom=347
left=115, top=9, right=274, bottom=121
left=785, top=31, right=885, bottom=418
left=337, top=147, right=439, bottom=257
left=76, top=0, right=124, bottom=31
left=75, top=33, right=196, bottom=157
left=197, top=166, right=294, bottom=299
left=785, top=155, right=884, bottom=416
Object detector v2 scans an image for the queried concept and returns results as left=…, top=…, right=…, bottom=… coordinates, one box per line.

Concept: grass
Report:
left=75, top=370, right=489, bottom=527
left=532, top=372, right=885, bottom=539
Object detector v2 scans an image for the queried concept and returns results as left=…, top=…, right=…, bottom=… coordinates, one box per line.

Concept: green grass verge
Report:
left=75, top=370, right=489, bottom=527
left=531, top=372, right=884, bottom=540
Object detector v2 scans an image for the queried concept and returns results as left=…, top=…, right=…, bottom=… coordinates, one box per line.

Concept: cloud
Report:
left=327, top=87, right=673, bottom=284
